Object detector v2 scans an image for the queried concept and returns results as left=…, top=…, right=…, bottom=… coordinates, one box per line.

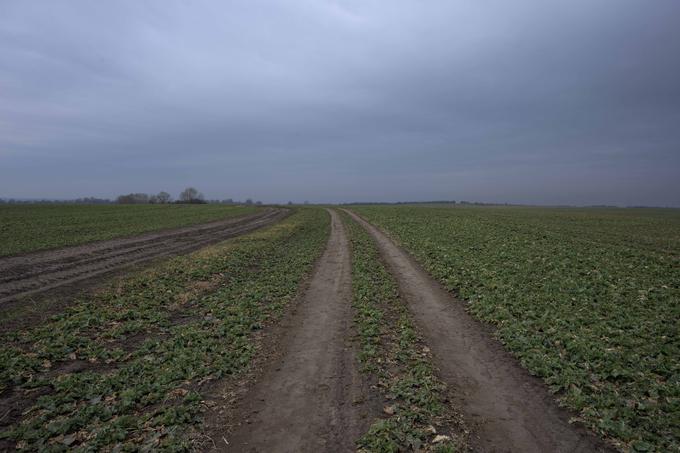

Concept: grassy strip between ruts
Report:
left=353, top=205, right=680, bottom=452
left=0, top=204, right=259, bottom=256
left=341, top=211, right=468, bottom=453
left=0, top=207, right=329, bottom=451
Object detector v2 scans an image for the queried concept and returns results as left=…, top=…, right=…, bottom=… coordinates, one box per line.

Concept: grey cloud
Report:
left=1, top=0, right=679, bottom=205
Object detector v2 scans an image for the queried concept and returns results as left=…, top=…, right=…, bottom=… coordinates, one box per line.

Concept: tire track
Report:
left=345, top=209, right=612, bottom=453
left=224, top=209, right=376, bottom=452
left=0, top=211, right=275, bottom=283
left=0, top=208, right=288, bottom=305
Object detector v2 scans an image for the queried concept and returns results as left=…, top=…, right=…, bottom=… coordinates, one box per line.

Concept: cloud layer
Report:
left=1, top=0, right=679, bottom=205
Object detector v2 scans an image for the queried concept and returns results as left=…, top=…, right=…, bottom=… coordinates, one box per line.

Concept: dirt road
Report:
left=345, top=209, right=611, bottom=453
left=0, top=208, right=288, bottom=305
left=2, top=205, right=616, bottom=452
left=224, top=209, right=375, bottom=452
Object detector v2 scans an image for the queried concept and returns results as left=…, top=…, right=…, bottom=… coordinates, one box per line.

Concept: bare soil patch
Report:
left=345, top=209, right=613, bottom=453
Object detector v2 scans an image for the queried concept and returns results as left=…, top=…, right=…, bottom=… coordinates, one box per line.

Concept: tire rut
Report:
left=223, top=209, right=376, bottom=453
left=0, top=209, right=288, bottom=305
left=0, top=210, right=275, bottom=281
left=345, top=209, right=613, bottom=453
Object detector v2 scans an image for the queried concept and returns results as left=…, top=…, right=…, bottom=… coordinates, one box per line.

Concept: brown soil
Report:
left=219, top=209, right=378, bottom=452
left=345, top=209, right=613, bottom=453
left=0, top=208, right=288, bottom=331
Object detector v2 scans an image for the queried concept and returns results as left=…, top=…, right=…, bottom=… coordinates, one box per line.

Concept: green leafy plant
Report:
left=0, top=204, right=258, bottom=256
left=342, top=211, right=467, bottom=452
left=354, top=205, right=680, bottom=451
left=0, top=208, right=329, bottom=450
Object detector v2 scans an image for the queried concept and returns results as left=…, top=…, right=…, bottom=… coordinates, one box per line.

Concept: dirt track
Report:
left=0, top=208, right=288, bottom=306
left=1, top=205, right=617, bottom=452
left=345, top=209, right=611, bottom=453
left=224, top=209, right=375, bottom=452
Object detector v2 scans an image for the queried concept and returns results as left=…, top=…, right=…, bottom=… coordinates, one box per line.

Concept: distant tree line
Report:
left=0, top=188, right=261, bottom=205
left=339, top=200, right=657, bottom=207
left=114, top=187, right=263, bottom=205
left=205, top=199, right=262, bottom=205
left=341, top=200, right=500, bottom=206
left=1, top=196, right=667, bottom=208
left=341, top=200, right=459, bottom=206
left=0, top=197, right=112, bottom=204
left=116, top=191, right=177, bottom=204
left=116, top=188, right=204, bottom=204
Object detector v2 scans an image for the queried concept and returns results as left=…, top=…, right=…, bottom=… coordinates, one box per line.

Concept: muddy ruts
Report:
left=0, top=208, right=289, bottom=304
left=225, top=209, right=375, bottom=453
left=344, top=209, right=612, bottom=453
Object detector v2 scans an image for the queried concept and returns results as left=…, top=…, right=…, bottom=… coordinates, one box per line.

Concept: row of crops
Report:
left=342, top=211, right=467, bottom=452
left=0, top=204, right=258, bottom=256
left=353, top=205, right=679, bottom=451
left=0, top=208, right=329, bottom=450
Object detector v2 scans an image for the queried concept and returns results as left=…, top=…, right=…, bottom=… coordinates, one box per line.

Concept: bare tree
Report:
left=179, top=187, right=204, bottom=203
left=117, top=193, right=150, bottom=204
left=157, top=191, right=171, bottom=203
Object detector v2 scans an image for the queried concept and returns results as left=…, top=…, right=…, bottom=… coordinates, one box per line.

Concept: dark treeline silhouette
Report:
left=0, top=197, right=112, bottom=204
left=341, top=200, right=541, bottom=207
left=116, top=193, right=151, bottom=204
left=0, top=188, right=260, bottom=205
left=341, top=200, right=522, bottom=206
left=1, top=197, right=672, bottom=208
left=114, top=188, right=263, bottom=205
left=117, top=190, right=175, bottom=204
left=342, top=200, right=459, bottom=206
left=117, top=188, right=204, bottom=204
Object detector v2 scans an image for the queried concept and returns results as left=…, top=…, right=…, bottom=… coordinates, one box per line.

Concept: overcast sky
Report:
left=1, top=1, right=679, bottom=205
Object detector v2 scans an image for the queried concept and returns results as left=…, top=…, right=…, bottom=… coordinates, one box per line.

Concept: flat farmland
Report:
left=0, top=204, right=258, bottom=257
left=1, top=204, right=677, bottom=452
left=0, top=208, right=329, bottom=450
left=353, top=205, right=680, bottom=451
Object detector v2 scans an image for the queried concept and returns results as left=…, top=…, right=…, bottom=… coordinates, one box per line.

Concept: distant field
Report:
left=0, top=204, right=259, bottom=256
left=354, top=205, right=680, bottom=451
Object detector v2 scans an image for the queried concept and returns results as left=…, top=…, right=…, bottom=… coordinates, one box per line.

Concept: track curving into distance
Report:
left=0, top=208, right=289, bottom=305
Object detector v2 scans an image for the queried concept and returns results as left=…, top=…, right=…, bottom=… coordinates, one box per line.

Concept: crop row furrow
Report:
left=0, top=210, right=288, bottom=303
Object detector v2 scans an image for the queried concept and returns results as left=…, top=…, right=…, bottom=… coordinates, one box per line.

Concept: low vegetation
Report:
left=0, top=204, right=258, bottom=256
left=353, top=205, right=680, bottom=451
left=342, top=211, right=467, bottom=452
left=0, top=208, right=329, bottom=450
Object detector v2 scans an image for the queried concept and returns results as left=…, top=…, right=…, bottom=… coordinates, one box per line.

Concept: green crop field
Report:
left=0, top=204, right=259, bottom=256
left=342, top=211, right=467, bottom=452
left=2, top=204, right=677, bottom=451
left=353, top=205, right=680, bottom=451
left=0, top=208, right=329, bottom=450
